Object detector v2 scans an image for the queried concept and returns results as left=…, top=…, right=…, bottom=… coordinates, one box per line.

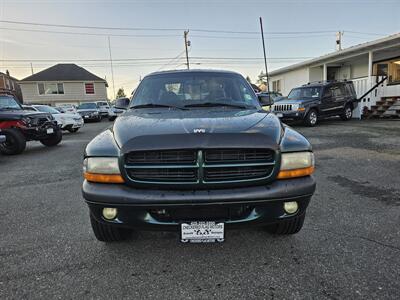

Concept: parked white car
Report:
left=26, top=105, right=84, bottom=133
left=57, top=104, right=77, bottom=114
left=95, top=101, right=111, bottom=118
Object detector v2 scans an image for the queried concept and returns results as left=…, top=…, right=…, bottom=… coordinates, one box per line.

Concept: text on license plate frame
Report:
left=181, top=221, right=225, bottom=243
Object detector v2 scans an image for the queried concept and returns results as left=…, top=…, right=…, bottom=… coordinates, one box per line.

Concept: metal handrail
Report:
left=356, top=76, right=388, bottom=102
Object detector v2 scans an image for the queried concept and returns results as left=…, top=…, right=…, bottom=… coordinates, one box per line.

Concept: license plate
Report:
left=181, top=221, right=224, bottom=243
left=276, top=113, right=283, bottom=118
left=46, top=128, right=54, bottom=134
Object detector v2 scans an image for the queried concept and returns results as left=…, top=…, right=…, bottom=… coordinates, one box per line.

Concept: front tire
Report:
left=90, top=214, right=131, bottom=242
left=266, top=214, right=305, bottom=235
left=0, top=129, right=26, bottom=155
left=340, top=104, right=353, bottom=121
left=304, top=109, right=318, bottom=127
left=40, top=129, right=62, bottom=147
left=67, top=127, right=79, bottom=133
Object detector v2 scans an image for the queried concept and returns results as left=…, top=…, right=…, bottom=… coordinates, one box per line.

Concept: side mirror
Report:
left=258, top=95, right=274, bottom=106
left=114, top=98, right=130, bottom=110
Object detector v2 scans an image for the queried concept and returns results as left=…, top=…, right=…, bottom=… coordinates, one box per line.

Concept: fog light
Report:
left=102, top=207, right=117, bottom=220
left=284, top=201, right=298, bottom=214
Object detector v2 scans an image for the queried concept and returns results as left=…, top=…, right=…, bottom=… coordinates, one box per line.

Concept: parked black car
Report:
left=77, top=102, right=102, bottom=122
left=0, top=94, right=62, bottom=155
left=82, top=70, right=316, bottom=243
left=272, top=81, right=358, bottom=126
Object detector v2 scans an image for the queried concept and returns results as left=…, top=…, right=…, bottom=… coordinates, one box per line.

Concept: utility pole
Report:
left=30, top=63, right=34, bottom=75
left=184, top=30, right=190, bottom=69
left=259, top=17, right=270, bottom=94
left=336, top=31, right=343, bottom=51
left=108, top=36, right=116, bottom=99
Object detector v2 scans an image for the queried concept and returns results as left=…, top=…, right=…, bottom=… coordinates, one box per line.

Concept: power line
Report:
left=0, top=26, right=181, bottom=38
left=1, top=19, right=388, bottom=36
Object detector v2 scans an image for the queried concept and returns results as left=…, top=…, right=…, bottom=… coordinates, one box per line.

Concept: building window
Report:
left=38, top=83, right=64, bottom=95
left=85, top=83, right=95, bottom=94
left=373, top=58, right=400, bottom=84
left=272, top=80, right=281, bottom=92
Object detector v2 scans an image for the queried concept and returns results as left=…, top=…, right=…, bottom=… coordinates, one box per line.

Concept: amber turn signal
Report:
left=277, top=166, right=314, bottom=179
left=84, top=172, right=125, bottom=183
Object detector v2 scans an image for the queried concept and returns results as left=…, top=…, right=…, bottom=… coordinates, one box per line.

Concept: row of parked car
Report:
left=0, top=94, right=129, bottom=155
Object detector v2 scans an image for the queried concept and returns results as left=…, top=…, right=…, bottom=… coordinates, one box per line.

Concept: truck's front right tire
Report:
left=266, top=213, right=305, bottom=235
left=0, top=129, right=26, bottom=155
left=90, top=214, right=131, bottom=242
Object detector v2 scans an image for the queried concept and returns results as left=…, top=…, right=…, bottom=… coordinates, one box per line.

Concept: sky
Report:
left=0, top=0, right=399, bottom=98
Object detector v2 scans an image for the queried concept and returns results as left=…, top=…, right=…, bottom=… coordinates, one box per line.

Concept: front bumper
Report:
left=83, top=176, right=316, bottom=230
left=274, top=111, right=306, bottom=121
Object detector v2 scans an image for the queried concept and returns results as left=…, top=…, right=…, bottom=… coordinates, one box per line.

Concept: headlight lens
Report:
left=22, top=117, right=32, bottom=126
left=278, top=152, right=314, bottom=179
left=291, top=104, right=299, bottom=111
left=93, top=111, right=99, bottom=115
left=83, top=157, right=124, bottom=183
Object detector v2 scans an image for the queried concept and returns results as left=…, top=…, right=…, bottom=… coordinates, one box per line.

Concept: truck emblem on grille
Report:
left=193, top=128, right=206, bottom=133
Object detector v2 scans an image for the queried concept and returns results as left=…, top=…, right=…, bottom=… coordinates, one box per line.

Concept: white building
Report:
left=268, top=33, right=400, bottom=118
left=19, top=64, right=108, bottom=106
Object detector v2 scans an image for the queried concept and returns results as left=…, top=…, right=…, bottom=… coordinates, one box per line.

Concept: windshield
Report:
left=34, top=105, right=60, bottom=114
left=78, top=103, right=97, bottom=109
left=0, top=96, right=21, bottom=110
left=287, top=87, right=322, bottom=100
left=131, top=72, right=258, bottom=109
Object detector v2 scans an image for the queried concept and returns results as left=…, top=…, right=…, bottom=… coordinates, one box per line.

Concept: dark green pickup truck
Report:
left=82, top=70, right=316, bottom=243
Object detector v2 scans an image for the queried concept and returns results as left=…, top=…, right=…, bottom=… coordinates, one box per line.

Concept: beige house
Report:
left=19, top=64, right=108, bottom=106
left=268, top=33, right=400, bottom=118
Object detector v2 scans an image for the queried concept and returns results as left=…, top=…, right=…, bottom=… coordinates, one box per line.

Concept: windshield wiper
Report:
left=131, top=103, right=186, bottom=110
left=184, top=102, right=251, bottom=109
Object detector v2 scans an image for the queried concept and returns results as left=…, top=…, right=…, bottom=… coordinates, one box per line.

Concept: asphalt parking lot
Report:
left=1, top=118, right=399, bottom=299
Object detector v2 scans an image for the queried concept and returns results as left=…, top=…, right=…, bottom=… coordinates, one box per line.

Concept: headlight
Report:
left=277, top=152, right=314, bottom=179
left=291, top=104, right=299, bottom=111
left=93, top=111, right=99, bottom=115
left=83, top=157, right=124, bottom=183
left=22, top=117, right=32, bottom=126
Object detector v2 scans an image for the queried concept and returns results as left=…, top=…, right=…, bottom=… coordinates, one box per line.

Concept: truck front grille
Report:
left=273, top=104, right=292, bottom=111
left=126, top=150, right=196, bottom=164
left=124, top=149, right=276, bottom=186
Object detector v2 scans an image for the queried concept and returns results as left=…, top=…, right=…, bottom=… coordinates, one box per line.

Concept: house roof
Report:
left=269, top=32, right=400, bottom=77
left=21, top=63, right=107, bottom=83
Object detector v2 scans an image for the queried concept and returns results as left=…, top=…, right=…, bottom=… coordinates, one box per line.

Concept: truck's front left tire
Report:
left=266, top=213, right=305, bottom=235
left=0, top=129, right=26, bottom=155
left=90, top=214, right=131, bottom=242
left=40, top=129, right=62, bottom=147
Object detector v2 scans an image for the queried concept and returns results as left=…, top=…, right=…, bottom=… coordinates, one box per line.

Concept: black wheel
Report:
left=266, top=214, right=305, bottom=235
left=0, top=129, right=26, bottom=155
left=96, top=116, right=102, bottom=122
left=40, top=129, right=62, bottom=147
left=340, top=104, right=353, bottom=121
left=108, top=117, right=116, bottom=122
left=304, top=109, right=318, bottom=127
left=67, top=127, right=79, bottom=133
left=90, top=214, right=131, bottom=242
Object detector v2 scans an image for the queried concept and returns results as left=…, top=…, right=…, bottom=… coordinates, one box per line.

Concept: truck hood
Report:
left=112, top=109, right=282, bottom=152
left=77, top=109, right=98, bottom=114
left=275, top=98, right=317, bottom=104
left=0, top=109, right=51, bottom=120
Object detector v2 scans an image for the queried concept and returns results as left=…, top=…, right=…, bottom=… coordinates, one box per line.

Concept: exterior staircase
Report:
left=368, top=96, right=400, bottom=119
